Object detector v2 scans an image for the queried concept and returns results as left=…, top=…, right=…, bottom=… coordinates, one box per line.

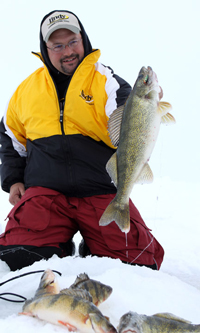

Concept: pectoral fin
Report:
left=19, top=312, right=33, bottom=316
left=157, top=101, right=176, bottom=124
left=158, top=101, right=172, bottom=114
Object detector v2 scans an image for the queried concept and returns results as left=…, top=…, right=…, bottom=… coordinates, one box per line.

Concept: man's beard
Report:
left=60, top=54, right=81, bottom=75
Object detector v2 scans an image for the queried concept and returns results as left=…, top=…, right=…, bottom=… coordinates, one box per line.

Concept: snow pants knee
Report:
left=0, top=187, right=164, bottom=270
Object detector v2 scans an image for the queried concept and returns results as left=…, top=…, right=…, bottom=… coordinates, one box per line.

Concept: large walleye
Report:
left=118, top=311, right=200, bottom=333
left=99, top=66, right=175, bottom=233
left=20, top=270, right=116, bottom=333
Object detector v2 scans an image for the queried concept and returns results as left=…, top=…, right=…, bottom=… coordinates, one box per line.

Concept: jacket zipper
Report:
left=59, top=99, right=65, bottom=135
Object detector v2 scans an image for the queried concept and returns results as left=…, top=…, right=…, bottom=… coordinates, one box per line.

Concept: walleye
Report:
left=118, top=311, right=200, bottom=333
left=99, top=66, right=175, bottom=233
left=65, top=272, right=112, bottom=306
left=20, top=270, right=116, bottom=333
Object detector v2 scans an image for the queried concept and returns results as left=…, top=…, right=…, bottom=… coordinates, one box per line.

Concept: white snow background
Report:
left=0, top=0, right=200, bottom=332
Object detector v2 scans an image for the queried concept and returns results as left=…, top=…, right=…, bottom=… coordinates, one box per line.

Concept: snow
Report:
left=0, top=177, right=200, bottom=332
left=0, top=1, right=200, bottom=330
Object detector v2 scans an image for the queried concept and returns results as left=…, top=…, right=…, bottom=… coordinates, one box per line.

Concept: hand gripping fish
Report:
left=20, top=269, right=116, bottom=333
left=99, top=66, right=175, bottom=233
left=118, top=311, right=200, bottom=333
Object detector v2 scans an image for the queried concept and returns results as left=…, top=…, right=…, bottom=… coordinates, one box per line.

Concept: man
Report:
left=0, top=10, right=164, bottom=271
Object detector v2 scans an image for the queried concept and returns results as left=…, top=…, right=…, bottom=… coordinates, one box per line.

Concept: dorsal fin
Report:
left=60, top=287, right=93, bottom=302
left=153, top=313, right=191, bottom=324
left=70, top=273, right=90, bottom=288
left=107, top=105, right=125, bottom=147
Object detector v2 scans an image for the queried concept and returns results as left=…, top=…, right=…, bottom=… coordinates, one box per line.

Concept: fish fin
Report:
left=58, top=320, right=77, bottom=331
left=19, top=312, right=33, bottom=316
left=89, top=313, right=116, bottom=333
left=157, top=101, right=176, bottom=124
left=135, top=163, right=154, bottom=184
left=70, top=273, right=90, bottom=288
left=158, top=101, right=172, bottom=114
left=108, top=105, right=125, bottom=147
left=106, top=152, right=118, bottom=187
left=161, top=112, right=176, bottom=124
left=88, top=313, right=103, bottom=331
left=60, top=288, right=93, bottom=302
left=99, top=199, right=130, bottom=233
left=153, top=313, right=191, bottom=324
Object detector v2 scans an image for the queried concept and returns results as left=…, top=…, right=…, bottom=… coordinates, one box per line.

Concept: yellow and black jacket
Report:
left=0, top=12, right=131, bottom=196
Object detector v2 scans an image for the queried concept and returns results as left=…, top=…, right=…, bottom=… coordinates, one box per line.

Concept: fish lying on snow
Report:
left=117, top=311, right=200, bottom=333
left=21, top=292, right=117, bottom=332
left=99, top=66, right=175, bottom=233
left=20, top=269, right=116, bottom=332
left=64, top=272, right=112, bottom=306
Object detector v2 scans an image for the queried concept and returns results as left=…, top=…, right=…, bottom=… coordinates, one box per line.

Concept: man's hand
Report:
left=9, top=182, right=25, bottom=206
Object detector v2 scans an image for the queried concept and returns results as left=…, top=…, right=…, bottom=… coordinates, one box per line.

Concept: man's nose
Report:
left=62, top=45, right=73, bottom=56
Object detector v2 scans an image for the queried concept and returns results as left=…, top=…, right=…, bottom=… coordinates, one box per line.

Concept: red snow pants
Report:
left=0, top=187, right=164, bottom=269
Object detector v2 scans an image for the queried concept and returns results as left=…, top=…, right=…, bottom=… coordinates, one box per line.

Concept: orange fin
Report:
left=19, top=312, right=33, bottom=316
left=58, top=320, right=77, bottom=331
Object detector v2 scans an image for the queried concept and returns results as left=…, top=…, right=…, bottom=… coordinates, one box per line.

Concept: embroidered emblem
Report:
left=80, top=90, right=94, bottom=105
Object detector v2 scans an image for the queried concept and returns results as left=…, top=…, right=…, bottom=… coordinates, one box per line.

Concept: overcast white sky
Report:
left=0, top=0, right=200, bottom=186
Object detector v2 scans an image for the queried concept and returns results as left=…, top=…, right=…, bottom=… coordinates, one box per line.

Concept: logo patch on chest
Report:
left=79, top=90, right=94, bottom=105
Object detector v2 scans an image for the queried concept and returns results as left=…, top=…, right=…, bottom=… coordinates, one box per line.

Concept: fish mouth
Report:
left=42, top=279, right=55, bottom=288
left=143, top=67, right=161, bottom=99
left=122, top=330, right=137, bottom=333
left=48, top=279, right=55, bottom=285
left=41, top=270, right=56, bottom=287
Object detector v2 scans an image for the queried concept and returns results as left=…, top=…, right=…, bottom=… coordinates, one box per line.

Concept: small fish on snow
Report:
left=118, top=311, right=200, bottom=333
left=64, top=272, right=112, bottom=306
left=19, top=269, right=116, bottom=333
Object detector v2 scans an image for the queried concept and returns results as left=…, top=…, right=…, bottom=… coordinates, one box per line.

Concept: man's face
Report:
left=46, top=29, right=84, bottom=75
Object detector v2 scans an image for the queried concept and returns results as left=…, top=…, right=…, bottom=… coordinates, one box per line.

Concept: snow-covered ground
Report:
left=0, top=177, right=199, bottom=332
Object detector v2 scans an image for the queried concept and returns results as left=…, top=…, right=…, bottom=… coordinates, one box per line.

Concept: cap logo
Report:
left=48, top=14, right=70, bottom=25
left=42, top=11, right=81, bottom=42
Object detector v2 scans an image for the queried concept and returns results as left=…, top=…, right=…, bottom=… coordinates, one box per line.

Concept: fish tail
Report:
left=99, top=199, right=130, bottom=233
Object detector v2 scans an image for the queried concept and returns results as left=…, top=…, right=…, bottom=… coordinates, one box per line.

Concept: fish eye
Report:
left=143, top=75, right=149, bottom=84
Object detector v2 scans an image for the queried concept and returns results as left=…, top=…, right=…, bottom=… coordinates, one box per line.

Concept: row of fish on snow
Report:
left=19, top=269, right=200, bottom=332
